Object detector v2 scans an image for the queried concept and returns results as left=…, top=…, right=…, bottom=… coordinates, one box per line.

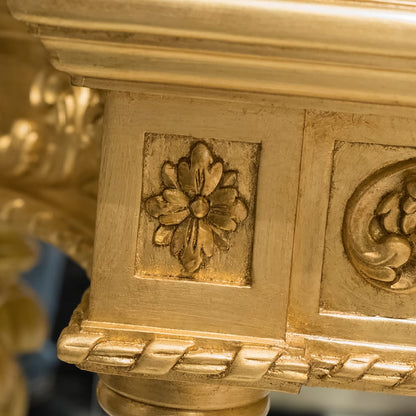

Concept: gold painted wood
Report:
left=4, top=0, right=416, bottom=415
left=8, top=0, right=416, bottom=105
left=0, top=67, right=102, bottom=270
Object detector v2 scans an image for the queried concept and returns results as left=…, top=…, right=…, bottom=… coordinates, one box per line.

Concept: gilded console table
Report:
left=3, top=0, right=416, bottom=415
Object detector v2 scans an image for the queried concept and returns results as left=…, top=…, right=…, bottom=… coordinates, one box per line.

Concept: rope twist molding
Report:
left=57, top=293, right=416, bottom=394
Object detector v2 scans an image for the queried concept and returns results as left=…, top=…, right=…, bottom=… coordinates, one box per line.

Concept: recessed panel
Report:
left=136, top=133, right=260, bottom=286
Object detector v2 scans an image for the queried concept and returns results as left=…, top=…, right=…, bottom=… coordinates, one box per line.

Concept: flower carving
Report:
left=145, top=142, right=248, bottom=273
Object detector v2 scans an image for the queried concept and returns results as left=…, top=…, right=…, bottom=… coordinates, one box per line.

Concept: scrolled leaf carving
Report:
left=343, top=158, right=416, bottom=292
left=0, top=69, right=103, bottom=190
left=0, top=68, right=103, bottom=271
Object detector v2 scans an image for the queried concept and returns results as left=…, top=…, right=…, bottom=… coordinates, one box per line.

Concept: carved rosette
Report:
left=343, top=158, right=416, bottom=291
left=145, top=142, right=248, bottom=273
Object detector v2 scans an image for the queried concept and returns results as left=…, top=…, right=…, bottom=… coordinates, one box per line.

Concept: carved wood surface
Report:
left=4, top=1, right=416, bottom=414
left=0, top=69, right=102, bottom=271
left=58, top=291, right=416, bottom=396
left=344, top=159, right=416, bottom=291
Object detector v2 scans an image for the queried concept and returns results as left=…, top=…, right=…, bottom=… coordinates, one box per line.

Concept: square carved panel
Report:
left=136, top=132, right=260, bottom=286
left=90, top=91, right=304, bottom=338
left=289, top=110, right=416, bottom=346
left=321, top=140, right=416, bottom=319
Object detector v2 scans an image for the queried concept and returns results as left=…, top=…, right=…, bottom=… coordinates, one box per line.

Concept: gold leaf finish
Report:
left=0, top=69, right=102, bottom=185
left=7, top=0, right=416, bottom=415
left=146, top=142, right=248, bottom=273
left=344, top=159, right=416, bottom=292
left=58, top=292, right=416, bottom=396
left=0, top=68, right=103, bottom=271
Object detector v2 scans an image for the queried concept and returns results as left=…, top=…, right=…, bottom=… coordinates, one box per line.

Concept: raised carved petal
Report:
left=207, top=213, right=237, bottom=232
left=171, top=219, right=190, bottom=257
left=211, top=226, right=231, bottom=251
left=159, top=209, right=190, bottom=226
left=202, top=163, right=223, bottom=197
left=220, top=171, right=237, bottom=187
left=162, top=189, right=189, bottom=206
left=190, top=143, right=223, bottom=196
left=198, top=220, right=214, bottom=257
left=161, top=161, right=179, bottom=189
left=189, top=143, right=212, bottom=193
left=209, top=188, right=238, bottom=207
left=145, top=195, right=171, bottom=218
left=180, top=219, right=203, bottom=273
left=145, top=195, right=188, bottom=219
left=153, top=225, right=175, bottom=246
left=178, top=160, right=196, bottom=197
left=231, top=199, right=248, bottom=224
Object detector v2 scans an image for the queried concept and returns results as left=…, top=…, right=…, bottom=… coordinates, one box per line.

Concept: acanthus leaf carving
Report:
left=0, top=69, right=103, bottom=192
left=0, top=68, right=103, bottom=271
left=343, top=158, right=416, bottom=291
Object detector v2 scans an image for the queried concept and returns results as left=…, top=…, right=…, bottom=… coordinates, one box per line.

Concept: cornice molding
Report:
left=7, top=0, right=416, bottom=106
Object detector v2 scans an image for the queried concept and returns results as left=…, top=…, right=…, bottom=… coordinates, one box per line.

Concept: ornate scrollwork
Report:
left=0, top=69, right=103, bottom=270
left=343, top=158, right=416, bottom=291
left=0, top=69, right=103, bottom=190
left=145, top=142, right=248, bottom=273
